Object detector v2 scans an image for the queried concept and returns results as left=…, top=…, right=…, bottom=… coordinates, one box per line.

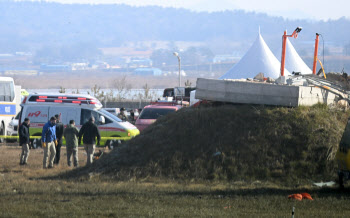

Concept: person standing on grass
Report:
left=78, top=116, right=100, bottom=165
left=42, top=116, right=57, bottom=169
left=54, top=114, right=64, bottom=165
left=64, top=120, right=79, bottom=167
left=19, top=118, right=30, bottom=165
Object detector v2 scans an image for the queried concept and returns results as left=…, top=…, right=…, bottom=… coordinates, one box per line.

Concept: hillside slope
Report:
left=1, top=1, right=350, bottom=50
left=73, top=104, right=349, bottom=183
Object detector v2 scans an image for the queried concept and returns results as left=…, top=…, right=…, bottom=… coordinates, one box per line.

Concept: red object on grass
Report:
left=300, top=193, right=313, bottom=200
left=288, top=194, right=303, bottom=201
left=288, top=193, right=313, bottom=201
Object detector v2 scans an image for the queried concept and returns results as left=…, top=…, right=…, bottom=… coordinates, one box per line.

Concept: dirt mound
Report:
left=78, top=104, right=349, bottom=183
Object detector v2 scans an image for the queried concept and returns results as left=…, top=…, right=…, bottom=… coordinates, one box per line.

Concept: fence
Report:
left=104, top=100, right=151, bottom=109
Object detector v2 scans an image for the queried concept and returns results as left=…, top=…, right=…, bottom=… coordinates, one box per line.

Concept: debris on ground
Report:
left=94, top=150, right=103, bottom=160
left=288, top=193, right=313, bottom=201
left=313, top=181, right=336, bottom=187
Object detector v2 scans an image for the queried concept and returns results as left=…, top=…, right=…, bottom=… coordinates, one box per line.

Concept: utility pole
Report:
left=173, top=52, right=181, bottom=87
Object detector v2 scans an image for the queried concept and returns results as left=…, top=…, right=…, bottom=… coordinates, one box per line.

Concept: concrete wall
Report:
left=195, top=78, right=337, bottom=107
left=298, top=86, right=336, bottom=106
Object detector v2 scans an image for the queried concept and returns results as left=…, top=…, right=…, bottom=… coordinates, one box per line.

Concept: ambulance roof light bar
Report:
left=29, top=95, right=101, bottom=106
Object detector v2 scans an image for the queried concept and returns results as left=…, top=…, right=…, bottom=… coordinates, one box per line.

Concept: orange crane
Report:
left=312, top=33, right=320, bottom=74
left=280, top=27, right=302, bottom=77
left=312, top=33, right=327, bottom=78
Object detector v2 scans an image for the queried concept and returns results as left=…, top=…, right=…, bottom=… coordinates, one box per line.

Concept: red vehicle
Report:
left=135, top=104, right=182, bottom=132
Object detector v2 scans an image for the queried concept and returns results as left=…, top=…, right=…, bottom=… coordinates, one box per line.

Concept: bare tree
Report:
left=71, top=89, right=80, bottom=94
left=143, top=83, right=150, bottom=99
left=184, top=79, right=192, bottom=87
left=139, top=83, right=158, bottom=101
left=111, top=75, right=132, bottom=101
left=87, top=85, right=116, bottom=106
left=59, top=86, right=66, bottom=93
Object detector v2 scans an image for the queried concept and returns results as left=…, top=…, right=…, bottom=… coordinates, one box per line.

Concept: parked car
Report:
left=135, top=105, right=182, bottom=132
left=104, top=108, right=139, bottom=123
left=104, top=108, right=120, bottom=117
left=6, top=113, right=19, bottom=142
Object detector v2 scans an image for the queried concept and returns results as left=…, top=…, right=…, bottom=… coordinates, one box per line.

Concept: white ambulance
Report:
left=19, top=93, right=140, bottom=149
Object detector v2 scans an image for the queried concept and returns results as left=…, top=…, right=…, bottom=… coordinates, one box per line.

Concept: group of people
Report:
left=117, top=107, right=141, bottom=124
left=19, top=114, right=101, bottom=169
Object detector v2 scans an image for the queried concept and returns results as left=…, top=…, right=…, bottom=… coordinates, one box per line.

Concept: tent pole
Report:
left=280, top=30, right=287, bottom=77
left=280, top=27, right=302, bottom=77
left=312, top=33, right=319, bottom=75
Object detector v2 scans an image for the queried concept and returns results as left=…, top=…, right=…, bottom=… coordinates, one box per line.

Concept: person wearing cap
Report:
left=54, top=114, right=64, bottom=165
left=42, top=116, right=57, bottom=169
left=78, top=116, right=101, bottom=165
left=19, top=118, right=30, bottom=165
left=118, top=107, right=128, bottom=121
left=64, top=120, right=79, bottom=167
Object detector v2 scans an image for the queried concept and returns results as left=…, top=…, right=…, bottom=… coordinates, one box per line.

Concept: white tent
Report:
left=219, top=33, right=290, bottom=80
left=283, top=38, right=312, bottom=74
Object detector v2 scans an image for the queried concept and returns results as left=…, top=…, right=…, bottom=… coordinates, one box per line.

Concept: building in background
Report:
left=40, top=64, right=72, bottom=72
left=133, top=68, right=162, bottom=76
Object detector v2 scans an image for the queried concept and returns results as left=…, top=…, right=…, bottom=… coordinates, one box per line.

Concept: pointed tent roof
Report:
left=219, top=33, right=289, bottom=80
left=284, top=38, right=312, bottom=74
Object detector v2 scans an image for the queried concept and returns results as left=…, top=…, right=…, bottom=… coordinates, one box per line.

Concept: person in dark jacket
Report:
left=19, top=118, right=30, bottom=165
left=42, top=116, right=57, bottom=169
left=78, top=117, right=101, bottom=165
left=64, top=120, right=79, bottom=167
left=118, top=107, right=128, bottom=121
left=54, top=114, right=64, bottom=165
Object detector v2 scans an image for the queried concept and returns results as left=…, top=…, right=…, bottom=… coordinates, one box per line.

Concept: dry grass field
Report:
left=12, top=72, right=200, bottom=89
left=1, top=144, right=350, bottom=217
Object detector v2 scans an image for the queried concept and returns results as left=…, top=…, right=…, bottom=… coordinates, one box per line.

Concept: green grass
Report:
left=3, top=103, right=350, bottom=217
left=2, top=175, right=350, bottom=217
left=1, top=146, right=350, bottom=217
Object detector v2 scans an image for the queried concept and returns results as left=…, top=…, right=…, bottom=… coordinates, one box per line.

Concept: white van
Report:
left=19, top=94, right=140, bottom=149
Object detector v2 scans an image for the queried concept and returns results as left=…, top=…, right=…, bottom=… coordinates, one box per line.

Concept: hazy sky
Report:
left=20, top=0, right=349, bottom=21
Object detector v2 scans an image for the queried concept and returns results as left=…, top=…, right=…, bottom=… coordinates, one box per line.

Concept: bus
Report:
left=0, top=77, right=16, bottom=142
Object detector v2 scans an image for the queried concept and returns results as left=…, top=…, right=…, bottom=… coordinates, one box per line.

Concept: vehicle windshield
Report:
left=99, top=108, right=122, bottom=122
left=0, top=81, right=15, bottom=102
left=139, top=108, right=176, bottom=119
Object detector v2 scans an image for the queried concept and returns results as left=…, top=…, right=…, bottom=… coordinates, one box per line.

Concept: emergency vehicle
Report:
left=0, top=77, right=17, bottom=142
left=19, top=94, right=140, bottom=149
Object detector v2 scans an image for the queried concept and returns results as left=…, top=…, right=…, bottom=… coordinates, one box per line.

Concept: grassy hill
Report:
left=69, top=104, right=350, bottom=185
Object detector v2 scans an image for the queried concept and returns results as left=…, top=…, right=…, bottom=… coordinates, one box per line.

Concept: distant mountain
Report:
left=0, top=1, right=349, bottom=53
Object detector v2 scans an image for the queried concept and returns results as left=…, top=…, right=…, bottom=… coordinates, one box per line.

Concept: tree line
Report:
left=0, top=1, right=349, bottom=54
